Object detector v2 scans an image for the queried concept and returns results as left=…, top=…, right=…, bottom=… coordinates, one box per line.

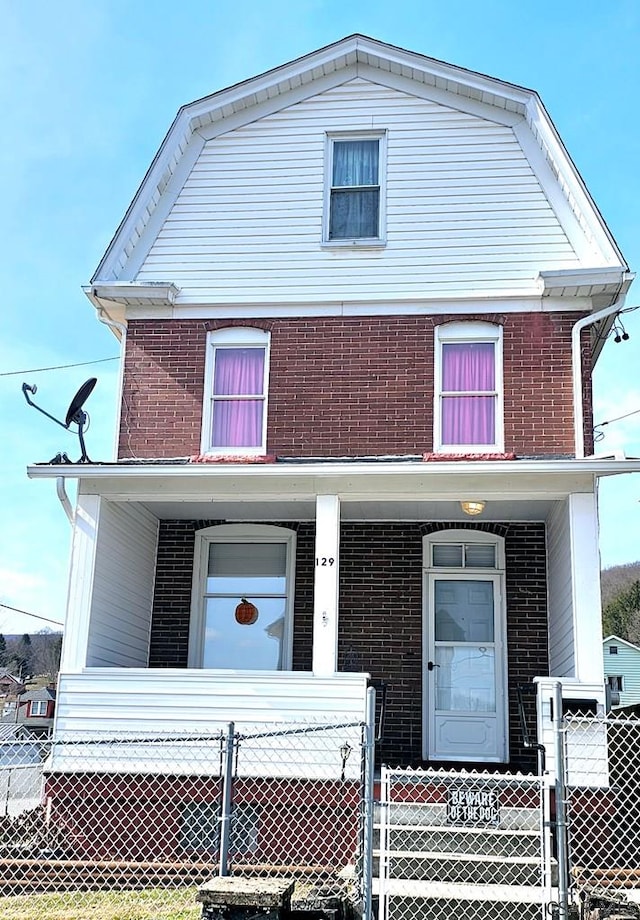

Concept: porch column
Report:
left=60, top=493, right=100, bottom=672
left=570, top=492, right=604, bottom=683
left=312, top=495, right=341, bottom=676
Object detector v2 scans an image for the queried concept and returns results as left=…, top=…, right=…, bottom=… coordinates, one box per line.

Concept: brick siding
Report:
left=119, top=313, right=592, bottom=460
left=151, top=520, right=548, bottom=772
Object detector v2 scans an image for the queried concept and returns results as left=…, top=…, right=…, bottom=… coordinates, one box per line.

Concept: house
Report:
left=27, top=36, right=639, bottom=778
left=603, top=635, right=640, bottom=708
left=0, top=669, right=25, bottom=698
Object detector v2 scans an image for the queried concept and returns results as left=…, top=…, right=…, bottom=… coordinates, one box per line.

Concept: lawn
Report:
left=0, top=888, right=201, bottom=920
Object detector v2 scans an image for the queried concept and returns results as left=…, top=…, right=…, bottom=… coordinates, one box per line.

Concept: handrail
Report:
left=517, top=683, right=546, bottom=774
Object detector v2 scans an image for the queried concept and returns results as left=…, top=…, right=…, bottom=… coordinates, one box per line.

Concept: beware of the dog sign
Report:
left=446, top=787, right=500, bottom=826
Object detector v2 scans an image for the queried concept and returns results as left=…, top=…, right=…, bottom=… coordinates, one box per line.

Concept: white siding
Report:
left=86, top=502, right=158, bottom=667
left=53, top=670, right=369, bottom=778
left=547, top=499, right=575, bottom=676
left=136, top=78, right=579, bottom=301
left=603, top=638, right=640, bottom=706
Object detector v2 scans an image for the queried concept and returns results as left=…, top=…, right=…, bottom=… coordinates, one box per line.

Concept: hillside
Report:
left=601, top=563, right=640, bottom=641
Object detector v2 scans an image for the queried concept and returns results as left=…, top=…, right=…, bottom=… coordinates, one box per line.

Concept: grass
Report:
left=0, top=887, right=202, bottom=920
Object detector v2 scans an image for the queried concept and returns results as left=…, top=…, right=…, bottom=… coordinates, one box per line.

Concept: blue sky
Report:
left=1, top=0, right=639, bottom=634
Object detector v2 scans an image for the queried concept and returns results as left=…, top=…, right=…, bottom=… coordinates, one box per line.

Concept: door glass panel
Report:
left=434, top=580, right=494, bottom=642
left=435, top=646, right=496, bottom=712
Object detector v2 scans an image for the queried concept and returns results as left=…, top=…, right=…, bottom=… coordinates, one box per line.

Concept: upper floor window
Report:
left=29, top=700, right=48, bottom=717
left=202, top=328, right=269, bottom=454
left=325, top=134, right=386, bottom=243
left=434, top=322, right=504, bottom=453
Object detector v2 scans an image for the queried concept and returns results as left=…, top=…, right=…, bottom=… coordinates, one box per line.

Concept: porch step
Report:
left=374, top=824, right=540, bottom=859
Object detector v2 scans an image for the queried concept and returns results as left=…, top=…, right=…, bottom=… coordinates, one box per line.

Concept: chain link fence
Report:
left=563, top=712, right=640, bottom=918
left=0, top=717, right=368, bottom=916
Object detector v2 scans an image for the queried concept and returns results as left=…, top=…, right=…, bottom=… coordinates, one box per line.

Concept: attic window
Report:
left=609, top=646, right=618, bottom=655
left=325, top=134, right=386, bottom=244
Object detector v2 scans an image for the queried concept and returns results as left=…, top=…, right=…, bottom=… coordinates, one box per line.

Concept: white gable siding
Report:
left=136, top=78, right=579, bottom=303
left=603, top=638, right=640, bottom=706
left=86, top=501, right=158, bottom=667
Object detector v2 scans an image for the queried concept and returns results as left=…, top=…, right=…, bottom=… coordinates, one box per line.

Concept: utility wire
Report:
left=0, top=603, right=63, bottom=628
left=0, top=356, right=119, bottom=378
left=595, top=407, right=640, bottom=428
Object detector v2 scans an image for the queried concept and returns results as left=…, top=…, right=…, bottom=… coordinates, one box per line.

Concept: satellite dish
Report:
left=22, top=377, right=97, bottom=463
left=65, top=378, right=97, bottom=427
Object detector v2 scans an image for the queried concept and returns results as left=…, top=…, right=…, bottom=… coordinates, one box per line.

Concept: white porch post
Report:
left=60, top=493, right=100, bottom=672
left=570, top=492, right=605, bottom=684
left=312, top=495, right=341, bottom=676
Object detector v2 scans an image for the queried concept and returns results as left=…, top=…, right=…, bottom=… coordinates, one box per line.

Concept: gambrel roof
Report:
left=89, top=34, right=630, bottom=311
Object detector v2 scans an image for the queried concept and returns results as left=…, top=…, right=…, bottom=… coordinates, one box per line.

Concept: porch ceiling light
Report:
left=461, top=500, right=486, bottom=516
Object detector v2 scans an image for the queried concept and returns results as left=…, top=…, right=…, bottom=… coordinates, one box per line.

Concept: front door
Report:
left=425, top=572, right=506, bottom=762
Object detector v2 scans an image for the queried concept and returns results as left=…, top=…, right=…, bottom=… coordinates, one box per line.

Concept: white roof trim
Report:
left=603, top=635, right=640, bottom=652
left=89, top=34, right=628, bottom=290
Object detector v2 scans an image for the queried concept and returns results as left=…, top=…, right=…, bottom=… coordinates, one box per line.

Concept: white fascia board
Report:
left=123, top=295, right=597, bottom=323
left=524, top=96, right=628, bottom=270
left=87, top=282, right=180, bottom=307
left=25, top=459, right=640, bottom=506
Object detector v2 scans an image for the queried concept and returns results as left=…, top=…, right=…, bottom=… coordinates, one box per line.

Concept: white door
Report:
left=425, top=572, right=507, bottom=762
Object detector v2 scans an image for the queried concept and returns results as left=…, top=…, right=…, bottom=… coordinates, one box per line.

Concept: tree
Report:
left=30, top=631, right=62, bottom=681
left=602, top=580, right=640, bottom=642
left=0, top=633, right=6, bottom=668
left=6, top=633, right=34, bottom=680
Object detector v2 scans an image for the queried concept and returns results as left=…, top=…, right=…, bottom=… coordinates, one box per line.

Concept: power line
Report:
left=0, top=603, right=63, bottom=628
left=0, top=356, right=119, bottom=378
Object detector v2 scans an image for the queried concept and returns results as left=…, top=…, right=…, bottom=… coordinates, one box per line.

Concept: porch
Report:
left=28, top=458, right=615, bottom=768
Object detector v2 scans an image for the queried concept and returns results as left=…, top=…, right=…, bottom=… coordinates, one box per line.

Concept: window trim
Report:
left=424, top=529, right=506, bottom=571
left=187, top=523, right=296, bottom=670
left=200, top=327, right=270, bottom=456
left=322, top=131, right=387, bottom=247
left=433, top=321, right=504, bottom=454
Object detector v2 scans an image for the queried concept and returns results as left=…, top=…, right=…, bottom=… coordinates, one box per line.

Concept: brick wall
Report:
left=151, top=520, right=548, bottom=771
left=119, top=313, right=592, bottom=459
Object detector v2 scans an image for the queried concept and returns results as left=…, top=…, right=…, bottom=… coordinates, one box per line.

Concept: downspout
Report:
left=572, top=296, right=626, bottom=459
left=56, top=477, right=74, bottom=524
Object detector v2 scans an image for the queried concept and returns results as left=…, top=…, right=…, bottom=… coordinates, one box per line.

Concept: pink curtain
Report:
left=441, top=343, right=495, bottom=445
left=212, top=348, right=264, bottom=448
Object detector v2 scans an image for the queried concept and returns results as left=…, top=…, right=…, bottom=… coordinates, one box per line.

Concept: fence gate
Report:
left=378, top=767, right=553, bottom=920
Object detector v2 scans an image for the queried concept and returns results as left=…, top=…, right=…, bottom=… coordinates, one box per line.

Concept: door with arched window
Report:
left=423, top=531, right=508, bottom=762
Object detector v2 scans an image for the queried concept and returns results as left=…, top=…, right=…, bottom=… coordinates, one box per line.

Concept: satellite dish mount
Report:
left=22, top=378, right=97, bottom=463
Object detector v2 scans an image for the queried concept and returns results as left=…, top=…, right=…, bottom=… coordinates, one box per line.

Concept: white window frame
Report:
left=322, top=132, right=387, bottom=246
left=29, top=700, right=48, bottom=717
left=433, top=322, right=504, bottom=454
left=201, top=327, right=270, bottom=455
left=187, top=524, right=296, bottom=670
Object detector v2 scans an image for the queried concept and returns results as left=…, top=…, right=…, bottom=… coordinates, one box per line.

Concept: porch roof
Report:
left=27, top=456, right=640, bottom=523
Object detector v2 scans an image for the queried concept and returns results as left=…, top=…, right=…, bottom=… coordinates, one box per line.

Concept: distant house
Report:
left=603, top=636, right=640, bottom=708
left=0, top=670, right=24, bottom=697
left=16, top=686, right=56, bottom=736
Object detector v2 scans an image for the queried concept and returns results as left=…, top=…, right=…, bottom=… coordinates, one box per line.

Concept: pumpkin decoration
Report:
left=235, top=597, right=258, bottom=626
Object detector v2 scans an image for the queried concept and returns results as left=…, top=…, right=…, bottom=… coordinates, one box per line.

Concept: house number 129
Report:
left=316, top=557, right=335, bottom=566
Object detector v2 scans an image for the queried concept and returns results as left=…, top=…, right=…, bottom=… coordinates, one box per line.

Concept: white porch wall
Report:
left=55, top=669, right=369, bottom=735
left=86, top=500, right=158, bottom=667
left=546, top=492, right=604, bottom=683
left=61, top=495, right=158, bottom=671
left=547, top=498, right=575, bottom=676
